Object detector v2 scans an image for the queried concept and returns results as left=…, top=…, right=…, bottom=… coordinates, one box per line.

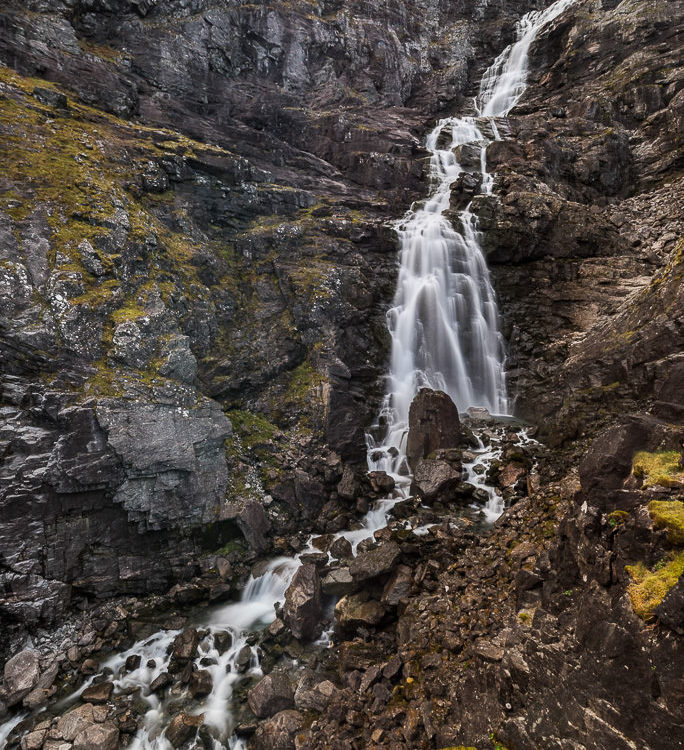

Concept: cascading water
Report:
left=367, top=0, right=576, bottom=482
left=0, top=2, right=575, bottom=748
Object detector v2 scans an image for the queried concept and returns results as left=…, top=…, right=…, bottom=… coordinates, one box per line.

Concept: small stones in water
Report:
left=125, top=654, right=141, bottom=672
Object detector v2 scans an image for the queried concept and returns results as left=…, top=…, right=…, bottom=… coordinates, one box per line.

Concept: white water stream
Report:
left=0, top=1, right=574, bottom=747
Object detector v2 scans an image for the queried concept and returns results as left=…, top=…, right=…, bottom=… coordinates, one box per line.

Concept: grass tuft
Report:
left=632, top=450, right=683, bottom=488
left=648, top=500, right=684, bottom=545
left=626, top=552, right=684, bottom=620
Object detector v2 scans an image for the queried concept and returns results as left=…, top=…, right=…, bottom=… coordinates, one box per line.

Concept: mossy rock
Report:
left=648, top=500, right=684, bottom=545
left=632, top=450, right=683, bottom=488
left=626, top=551, right=684, bottom=621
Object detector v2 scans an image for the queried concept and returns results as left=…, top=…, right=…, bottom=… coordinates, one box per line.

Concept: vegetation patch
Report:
left=607, top=509, right=630, bottom=528
left=648, top=500, right=684, bottom=545
left=632, top=450, right=683, bottom=488
left=626, top=551, right=684, bottom=620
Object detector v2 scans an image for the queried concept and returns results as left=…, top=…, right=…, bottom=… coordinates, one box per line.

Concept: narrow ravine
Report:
left=0, top=1, right=575, bottom=748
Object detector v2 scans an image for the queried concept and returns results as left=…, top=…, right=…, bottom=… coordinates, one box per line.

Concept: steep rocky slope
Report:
left=0, top=0, right=682, bottom=747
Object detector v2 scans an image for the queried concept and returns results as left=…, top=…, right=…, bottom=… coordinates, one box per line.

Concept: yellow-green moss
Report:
left=648, top=500, right=684, bottom=545
left=607, top=510, right=630, bottom=528
left=227, top=409, right=278, bottom=450
left=626, top=551, right=684, bottom=620
left=633, top=451, right=683, bottom=488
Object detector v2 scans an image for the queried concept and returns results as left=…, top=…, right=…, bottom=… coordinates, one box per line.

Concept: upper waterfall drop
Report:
left=369, top=0, right=576, bottom=477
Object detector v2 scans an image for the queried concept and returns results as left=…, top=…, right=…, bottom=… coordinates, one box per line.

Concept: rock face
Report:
left=406, top=389, right=462, bottom=469
left=0, top=0, right=683, bottom=747
left=283, top=564, right=322, bottom=641
left=0, top=0, right=534, bottom=639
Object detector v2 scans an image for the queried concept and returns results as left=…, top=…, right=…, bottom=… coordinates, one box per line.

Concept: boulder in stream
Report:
left=165, top=712, right=203, bottom=747
left=349, top=541, right=401, bottom=582
left=283, top=563, right=322, bottom=641
left=406, top=389, right=462, bottom=470
left=411, top=456, right=462, bottom=501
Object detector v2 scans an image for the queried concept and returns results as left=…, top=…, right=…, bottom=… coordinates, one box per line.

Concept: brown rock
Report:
left=406, top=389, right=461, bottom=470
left=53, top=704, right=95, bottom=741
left=329, top=536, right=353, bottom=560
left=165, top=712, right=203, bottom=747
left=335, top=593, right=385, bottom=629
left=251, top=709, right=304, bottom=750
left=150, top=672, right=174, bottom=693
left=72, top=722, right=119, bottom=750
left=368, top=470, right=395, bottom=494
left=189, top=669, right=213, bottom=699
left=172, top=628, right=199, bottom=661
left=81, top=681, right=114, bottom=704
left=248, top=673, right=295, bottom=719
left=283, top=564, right=322, bottom=641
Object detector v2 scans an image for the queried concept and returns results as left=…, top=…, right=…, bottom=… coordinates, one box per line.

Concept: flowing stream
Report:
left=0, top=1, right=575, bottom=747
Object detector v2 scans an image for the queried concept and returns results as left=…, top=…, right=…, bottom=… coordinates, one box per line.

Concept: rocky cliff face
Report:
left=0, top=0, right=682, bottom=747
left=0, top=0, right=538, bottom=635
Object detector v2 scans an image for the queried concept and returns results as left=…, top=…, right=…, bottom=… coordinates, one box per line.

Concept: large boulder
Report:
left=283, top=564, right=322, bottom=641
left=411, top=456, right=462, bottom=501
left=2, top=650, right=40, bottom=707
left=248, top=673, right=295, bottom=719
left=349, top=542, right=401, bottom=582
left=406, top=389, right=461, bottom=470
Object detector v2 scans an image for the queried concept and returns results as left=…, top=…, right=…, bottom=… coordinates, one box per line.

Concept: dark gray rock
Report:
left=321, top=567, right=355, bottom=596
left=381, top=564, right=412, bottom=607
left=654, top=574, right=684, bottom=634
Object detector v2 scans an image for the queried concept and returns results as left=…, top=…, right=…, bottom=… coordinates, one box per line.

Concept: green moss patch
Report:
left=648, top=500, right=684, bottom=545
left=626, top=552, right=684, bottom=620
left=632, top=450, right=683, bottom=488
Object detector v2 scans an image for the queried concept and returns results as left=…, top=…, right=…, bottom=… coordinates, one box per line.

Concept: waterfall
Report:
left=0, top=2, right=577, bottom=749
left=368, top=0, right=576, bottom=478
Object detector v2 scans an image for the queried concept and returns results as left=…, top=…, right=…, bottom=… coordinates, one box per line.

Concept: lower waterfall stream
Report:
left=0, top=0, right=575, bottom=747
